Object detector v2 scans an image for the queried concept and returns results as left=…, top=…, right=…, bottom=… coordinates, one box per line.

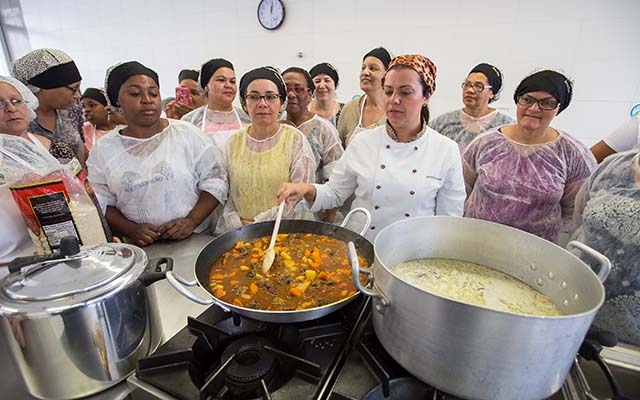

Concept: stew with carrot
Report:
left=209, top=233, right=369, bottom=311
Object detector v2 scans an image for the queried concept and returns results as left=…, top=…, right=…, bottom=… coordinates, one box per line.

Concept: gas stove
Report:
left=128, top=296, right=637, bottom=400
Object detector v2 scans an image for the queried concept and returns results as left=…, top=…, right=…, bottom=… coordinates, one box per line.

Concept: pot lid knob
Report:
left=59, top=236, right=80, bottom=256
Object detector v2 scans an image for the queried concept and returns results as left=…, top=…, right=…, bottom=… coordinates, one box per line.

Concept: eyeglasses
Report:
left=64, top=85, right=82, bottom=94
left=517, top=94, right=559, bottom=111
left=286, top=86, right=309, bottom=95
left=0, top=98, right=27, bottom=110
left=461, top=81, right=492, bottom=92
left=245, top=93, right=281, bottom=103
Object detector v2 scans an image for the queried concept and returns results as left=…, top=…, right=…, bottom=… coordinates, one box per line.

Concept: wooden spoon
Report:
left=261, top=202, right=285, bottom=274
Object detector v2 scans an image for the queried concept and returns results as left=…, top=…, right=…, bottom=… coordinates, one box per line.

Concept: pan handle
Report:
left=341, top=207, right=372, bottom=236
left=165, top=271, right=231, bottom=312
left=566, top=241, right=611, bottom=283
left=348, top=242, right=390, bottom=314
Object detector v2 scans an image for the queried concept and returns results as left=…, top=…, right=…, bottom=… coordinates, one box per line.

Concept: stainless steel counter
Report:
left=0, top=234, right=215, bottom=400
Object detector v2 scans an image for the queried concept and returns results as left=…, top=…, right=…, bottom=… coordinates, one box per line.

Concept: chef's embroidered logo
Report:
left=425, top=175, right=442, bottom=181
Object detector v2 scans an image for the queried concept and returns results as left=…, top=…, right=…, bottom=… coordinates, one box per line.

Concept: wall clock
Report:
left=257, top=0, right=285, bottom=30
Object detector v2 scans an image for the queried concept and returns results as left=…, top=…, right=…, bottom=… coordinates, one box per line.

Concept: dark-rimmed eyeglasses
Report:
left=245, top=93, right=281, bottom=103
left=286, top=86, right=309, bottom=95
left=517, top=94, right=559, bottom=111
left=461, top=81, right=492, bottom=92
left=0, top=98, right=27, bottom=110
left=64, top=85, right=82, bottom=94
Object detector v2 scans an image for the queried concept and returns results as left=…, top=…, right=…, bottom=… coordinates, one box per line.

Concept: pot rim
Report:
left=371, top=216, right=607, bottom=320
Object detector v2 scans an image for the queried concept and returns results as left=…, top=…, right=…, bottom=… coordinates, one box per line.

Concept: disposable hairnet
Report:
left=0, top=75, right=39, bottom=121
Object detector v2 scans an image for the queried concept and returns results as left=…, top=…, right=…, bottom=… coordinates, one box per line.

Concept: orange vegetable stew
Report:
left=208, top=233, right=370, bottom=311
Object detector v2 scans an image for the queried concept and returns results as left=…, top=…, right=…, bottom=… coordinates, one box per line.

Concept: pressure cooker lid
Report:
left=1, top=240, right=145, bottom=303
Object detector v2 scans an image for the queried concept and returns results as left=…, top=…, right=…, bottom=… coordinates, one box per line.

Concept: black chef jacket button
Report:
left=412, top=169, right=417, bottom=173
left=381, top=164, right=386, bottom=169
left=376, top=185, right=381, bottom=189
left=405, top=213, right=410, bottom=217
left=374, top=205, right=380, bottom=210
left=414, top=146, right=418, bottom=150
left=386, top=144, right=390, bottom=149
left=410, top=190, right=415, bottom=195
left=370, top=226, right=375, bottom=230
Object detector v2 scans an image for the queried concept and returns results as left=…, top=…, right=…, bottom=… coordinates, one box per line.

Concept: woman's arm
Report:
left=590, top=140, right=617, bottom=164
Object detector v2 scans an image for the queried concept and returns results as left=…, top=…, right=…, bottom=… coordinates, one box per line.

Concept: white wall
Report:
left=19, top=0, right=640, bottom=145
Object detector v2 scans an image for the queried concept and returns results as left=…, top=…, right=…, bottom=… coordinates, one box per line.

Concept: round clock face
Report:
left=257, top=0, right=285, bottom=30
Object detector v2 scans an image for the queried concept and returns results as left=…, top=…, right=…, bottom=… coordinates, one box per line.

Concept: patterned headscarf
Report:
left=12, top=48, right=81, bottom=91
left=386, top=54, right=437, bottom=97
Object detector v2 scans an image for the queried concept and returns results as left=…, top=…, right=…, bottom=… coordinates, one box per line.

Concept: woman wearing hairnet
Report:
left=337, top=47, right=392, bottom=147
left=463, top=70, right=596, bottom=244
left=0, top=76, right=76, bottom=263
left=571, top=149, right=640, bottom=346
left=308, top=62, right=344, bottom=127
left=12, top=48, right=85, bottom=163
left=0, top=76, right=75, bottom=160
left=181, top=58, right=250, bottom=151
left=430, top=63, right=514, bottom=152
left=87, top=61, right=228, bottom=246
left=215, top=66, right=315, bottom=234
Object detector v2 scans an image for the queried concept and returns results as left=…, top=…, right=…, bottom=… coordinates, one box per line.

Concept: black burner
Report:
left=134, top=295, right=371, bottom=400
left=362, top=377, right=432, bottom=400
left=223, top=336, right=276, bottom=385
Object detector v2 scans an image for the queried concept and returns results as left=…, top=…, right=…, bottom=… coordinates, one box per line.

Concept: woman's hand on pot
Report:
left=240, top=218, right=254, bottom=226
left=129, top=223, right=160, bottom=246
left=158, top=218, right=197, bottom=240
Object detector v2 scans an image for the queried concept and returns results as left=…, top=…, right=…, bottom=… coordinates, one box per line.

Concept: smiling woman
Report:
left=86, top=61, right=228, bottom=247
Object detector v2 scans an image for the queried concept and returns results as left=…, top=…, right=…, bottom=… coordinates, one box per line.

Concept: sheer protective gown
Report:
left=463, top=128, right=596, bottom=243
left=572, top=150, right=640, bottom=346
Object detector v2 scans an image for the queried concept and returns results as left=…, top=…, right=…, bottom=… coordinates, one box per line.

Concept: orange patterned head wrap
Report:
left=386, top=54, right=437, bottom=97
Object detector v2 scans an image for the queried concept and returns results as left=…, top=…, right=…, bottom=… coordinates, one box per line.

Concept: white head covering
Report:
left=0, top=75, right=39, bottom=121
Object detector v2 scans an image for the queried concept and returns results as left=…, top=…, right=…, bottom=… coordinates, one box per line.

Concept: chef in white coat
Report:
left=277, top=54, right=465, bottom=240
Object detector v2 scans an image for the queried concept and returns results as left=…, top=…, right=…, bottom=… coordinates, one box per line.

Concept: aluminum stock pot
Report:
left=0, top=237, right=171, bottom=400
left=349, top=216, right=611, bottom=400
left=167, top=208, right=373, bottom=323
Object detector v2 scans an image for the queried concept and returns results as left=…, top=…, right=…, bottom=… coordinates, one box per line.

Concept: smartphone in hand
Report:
left=175, top=87, right=192, bottom=106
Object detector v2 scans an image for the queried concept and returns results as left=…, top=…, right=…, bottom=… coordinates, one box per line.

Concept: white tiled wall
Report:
left=18, top=0, right=640, bottom=146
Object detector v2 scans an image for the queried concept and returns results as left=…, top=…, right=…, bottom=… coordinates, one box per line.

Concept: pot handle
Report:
left=139, top=257, right=174, bottom=286
left=165, top=270, right=230, bottom=312
left=341, top=207, right=371, bottom=236
left=566, top=241, right=611, bottom=283
left=348, top=242, right=390, bottom=313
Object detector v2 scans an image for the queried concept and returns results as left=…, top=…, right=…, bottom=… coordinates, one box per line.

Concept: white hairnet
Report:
left=0, top=75, right=39, bottom=121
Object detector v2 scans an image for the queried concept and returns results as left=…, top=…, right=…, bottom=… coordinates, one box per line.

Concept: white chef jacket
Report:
left=311, top=125, right=465, bottom=240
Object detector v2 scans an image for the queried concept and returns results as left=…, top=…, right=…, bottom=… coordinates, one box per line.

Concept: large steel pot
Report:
left=167, top=208, right=373, bottom=323
left=0, top=237, right=171, bottom=400
left=349, top=216, right=611, bottom=400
